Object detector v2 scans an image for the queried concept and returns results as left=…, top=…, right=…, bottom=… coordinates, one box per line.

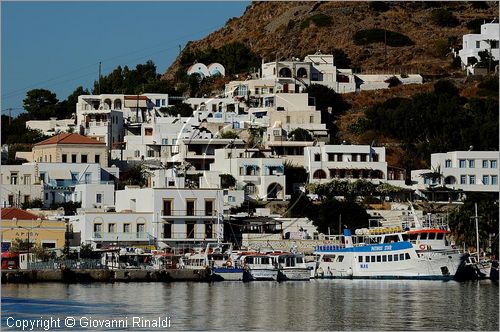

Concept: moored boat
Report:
left=276, top=253, right=311, bottom=281
left=241, top=253, right=278, bottom=281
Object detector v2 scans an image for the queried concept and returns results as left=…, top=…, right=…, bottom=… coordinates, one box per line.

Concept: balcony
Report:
left=92, top=232, right=149, bottom=242
left=158, top=232, right=218, bottom=241
left=160, top=210, right=218, bottom=219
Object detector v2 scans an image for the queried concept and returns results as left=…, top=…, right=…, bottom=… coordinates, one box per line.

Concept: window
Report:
left=172, top=139, right=178, bottom=145
left=405, top=253, right=411, bottom=260
left=24, top=195, right=31, bottom=203
left=459, top=159, right=466, bottom=168
left=10, top=173, right=18, bottom=185
left=483, top=160, right=489, bottom=168
left=84, top=173, right=91, bottom=184
left=163, top=223, right=172, bottom=238
left=108, top=224, right=116, bottom=233
left=286, top=116, right=290, bottom=124
left=228, top=196, right=235, bottom=203
left=162, top=99, right=166, bottom=106
left=273, top=129, right=281, bottom=137
left=95, top=155, right=100, bottom=164
left=137, top=223, right=145, bottom=236
left=163, top=199, right=172, bottom=216
left=483, top=176, right=489, bottom=185
left=492, top=40, right=499, bottom=49
left=491, top=160, right=497, bottom=168
left=81, top=154, right=88, bottom=163
left=186, top=223, right=195, bottom=239
left=365, top=256, right=370, bottom=262
left=469, top=175, right=476, bottom=185
left=445, top=159, right=452, bottom=168
left=155, top=99, right=161, bottom=107
left=492, top=175, right=498, bottom=185
left=62, top=154, right=67, bottom=163
left=23, top=175, right=31, bottom=185
left=460, top=175, right=466, bottom=184
left=309, top=116, right=314, bottom=123
left=96, top=193, right=102, bottom=203
left=186, top=200, right=195, bottom=216
left=314, top=154, right=321, bottom=162
left=94, top=224, right=102, bottom=237
left=205, top=200, right=214, bottom=216
left=123, top=224, right=130, bottom=233
left=394, top=254, right=399, bottom=261
left=468, top=160, right=475, bottom=168
left=134, top=150, right=140, bottom=158
left=8, top=195, right=14, bottom=207
left=388, top=255, right=392, bottom=262
left=358, top=256, right=363, bottom=263
left=162, top=138, right=168, bottom=145
left=145, top=128, right=153, bottom=136
left=399, top=253, right=404, bottom=260
left=476, top=41, right=480, bottom=48
left=255, top=88, right=260, bottom=94
left=376, top=256, right=381, bottom=262
left=371, top=256, right=376, bottom=263
left=72, top=154, right=77, bottom=163
left=420, top=233, right=428, bottom=240
left=205, top=222, right=213, bottom=239
left=382, top=255, right=387, bottom=262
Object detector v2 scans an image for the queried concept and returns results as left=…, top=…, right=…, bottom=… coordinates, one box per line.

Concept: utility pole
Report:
left=474, top=203, right=480, bottom=260
left=98, top=62, right=102, bottom=94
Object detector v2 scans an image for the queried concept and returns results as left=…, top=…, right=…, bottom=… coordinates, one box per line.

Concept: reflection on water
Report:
left=2, top=280, right=498, bottom=330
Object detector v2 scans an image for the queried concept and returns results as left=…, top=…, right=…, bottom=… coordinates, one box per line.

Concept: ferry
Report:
left=241, top=253, right=279, bottom=281
left=313, top=210, right=463, bottom=280
left=276, top=253, right=311, bottom=281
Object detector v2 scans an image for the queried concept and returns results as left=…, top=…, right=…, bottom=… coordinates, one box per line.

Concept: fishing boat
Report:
left=241, top=253, right=278, bottom=281
left=313, top=207, right=463, bottom=280
left=276, top=252, right=311, bottom=281
left=207, top=243, right=244, bottom=281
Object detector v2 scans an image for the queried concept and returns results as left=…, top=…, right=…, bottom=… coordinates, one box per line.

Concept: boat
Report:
left=276, top=252, right=311, bottom=281
left=241, top=253, right=278, bottom=281
left=207, top=243, right=244, bottom=281
left=313, top=208, right=463, bottom=280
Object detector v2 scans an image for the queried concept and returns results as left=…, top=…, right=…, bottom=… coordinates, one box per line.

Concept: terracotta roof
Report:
left=34, top=133, right=105, bottom=146
left=1, top=208, right=42, bottom=220
left=124, top=95, right=150, bottom=100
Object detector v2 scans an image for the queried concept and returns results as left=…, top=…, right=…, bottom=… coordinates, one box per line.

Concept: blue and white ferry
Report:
left=313, top=227, right=462, bottom=280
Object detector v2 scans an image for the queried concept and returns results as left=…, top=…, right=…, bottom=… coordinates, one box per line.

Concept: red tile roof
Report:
left=34, top=133, right=105, bottom=146
left=1, top=208, right=42, bottom=220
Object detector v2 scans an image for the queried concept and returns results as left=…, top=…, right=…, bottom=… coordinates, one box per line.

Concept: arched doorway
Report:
left=279, top=67, right=292, bottom=78
left=267, top=183, right=283, bottom=200
left=313, top=169, right=327, bottom=179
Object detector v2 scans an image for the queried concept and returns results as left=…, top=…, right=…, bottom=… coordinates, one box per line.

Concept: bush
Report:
left=220, top=174, right=236, bottom=189
left=21, top=198, right=44, bottom=210
left=369, top=1, right=390, bottom=12
left=353, top=29, right=414, bottom=47
left=431, top=9, right=459, bottom=27
left=467, top=18, right=489, bottom=33
left=220, top=130, right=239, bottom=139
left=385, top=76, right=402, bottom=87
left=300, top=14, right=332, bottom=29
left=433, top=39, right=450, bottom=57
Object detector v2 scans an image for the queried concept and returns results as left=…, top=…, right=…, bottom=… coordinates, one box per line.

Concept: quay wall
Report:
left=1, top=268, right=210, bottom=283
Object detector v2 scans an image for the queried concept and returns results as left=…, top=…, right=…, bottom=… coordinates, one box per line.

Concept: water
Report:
left=2, top=280, right=498, bottom=330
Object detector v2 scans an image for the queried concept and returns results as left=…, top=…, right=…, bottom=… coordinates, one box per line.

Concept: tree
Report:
left=9, top=238, right=32, bottom=252
left=220, top=131, right=239, bottom=139
left=117, top=164, right=149, bottom=189
left=311, top=198, right=371, bottom=234
left=162, top=103, right=194, bottom=117
left=288, top=128, right=313, bottom=141
left=330, top=48, right=352, bottom=69
left=220, top=174, right=236, bottom=189
left=283, top=162, right=308, bottom=194
left=23, top=89, right=59, bottom=120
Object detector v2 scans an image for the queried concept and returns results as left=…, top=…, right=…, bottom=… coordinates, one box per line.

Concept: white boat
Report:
left=276, top=253, right=311, bottom=281
left=241, top=254, right=278, bottom=281
left=313, top=208, right=463, bottom=280
left=207, top=243, right=244, bottom=281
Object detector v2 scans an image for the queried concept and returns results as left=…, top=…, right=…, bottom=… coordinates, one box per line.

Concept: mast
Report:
left=475, top=203, right=480, bottom=260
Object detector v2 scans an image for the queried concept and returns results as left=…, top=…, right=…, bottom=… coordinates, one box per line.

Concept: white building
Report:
left=458, top=22, right=499, bottom=75
left=411, top=151, right=499, bottom=194
left=205, top=148, right=286, bottom=201
left=1, top=164, right=43, bottom=208
left=26, top=118, right=76, bottom=136
left=115, top=187, right=231, bottom=246
left=304, top=145, right=388, bottom=184
left=187, top=62, right=225, bottom=77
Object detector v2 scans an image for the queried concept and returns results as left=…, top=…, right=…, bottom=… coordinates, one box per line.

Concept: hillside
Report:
left=163, top=1, right=498, bottom=79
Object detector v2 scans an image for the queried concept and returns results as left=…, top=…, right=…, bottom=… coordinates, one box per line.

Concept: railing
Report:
left=158, top=232, right=217, bottom=241
left=161, top=210, right=217, bottom=217
left=92, top=232, right=149, bottom=241
left=29, top=259, right=105, bottom=270
left=45, top=180, right=114, bottom=189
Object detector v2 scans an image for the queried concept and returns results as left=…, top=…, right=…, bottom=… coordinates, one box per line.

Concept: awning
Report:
left=48, top=169, right=72, bottom=180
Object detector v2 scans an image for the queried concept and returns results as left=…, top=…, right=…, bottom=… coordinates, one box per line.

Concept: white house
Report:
left=26, top=118, right=76, bottom=136
left=187, top=62, right=225, bottom=77
left=458, top=22, right=499, bottom=75
left=304, top=145, right=388, bottom=184
left=1, top=164, right=43, bottom=208
left=411, top=151, right=499, bottom=194
left=205, top=148, right=286, bottom=201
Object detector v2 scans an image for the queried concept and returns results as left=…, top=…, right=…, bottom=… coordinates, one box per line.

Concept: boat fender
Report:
left=419, top=244, right=426, bottom=250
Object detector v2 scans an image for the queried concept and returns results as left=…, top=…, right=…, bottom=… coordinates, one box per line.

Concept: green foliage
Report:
left=117, top=164, right=149, bottom=189
left=9, top=238, right=32, bottom=252
left=49, top=201, right=81, bottom=215
left=162, top=103, right=194, bottom=117
left=312, top=198, right=371, bottom=234
left=21, top=198, right=44, bottom=210
left=22, top=89, right=59, bottom=120
left=430, top=9, right=459, bottom=27
left=330, top=48, right=352, bottom=68
left=220, top=130, right=239, bottom=139
left=220, top=174, right=236, bottom=189
left=477, top=76, right=499, bottom=98
left=448, top=193, right=499, bottom=256
left=79, top=243, right=100, bottom=259
left=475, top=50, right=499, bottom=69
left=369, top=1, right=390, bottom=12
left=353, top=29, right=414, bottom=47
left=179, top=42, right=260, bottom=75
left=304, top=84, right=350, bottom=141
left=283, top=162, right=308, bottom=195
left=31, top=244, right=57, bottom=261
left=286, top=192, right=317, bottom=219
left=362, top=79, right=499, bottom=165
left=300, top=14, right=332, bottom=29
left=288, top=128, right=313, bottom=141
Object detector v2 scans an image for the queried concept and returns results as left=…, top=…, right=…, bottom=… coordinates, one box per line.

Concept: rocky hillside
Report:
left=163, top=1, right=498, bottom=79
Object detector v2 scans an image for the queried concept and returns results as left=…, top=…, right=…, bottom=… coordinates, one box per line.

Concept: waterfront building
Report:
left=304, top=144, right=388, bottom=184
left=457, top=21, right=499, bottom=75
left=1, top=164, right=43, bottom=208
left=411, top=150, right=499, bottom=198
left=1, top=208, right=66, bottom=250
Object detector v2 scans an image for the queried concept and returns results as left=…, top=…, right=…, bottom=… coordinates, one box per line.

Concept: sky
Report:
left=1, top=1, right=249, bottom=117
